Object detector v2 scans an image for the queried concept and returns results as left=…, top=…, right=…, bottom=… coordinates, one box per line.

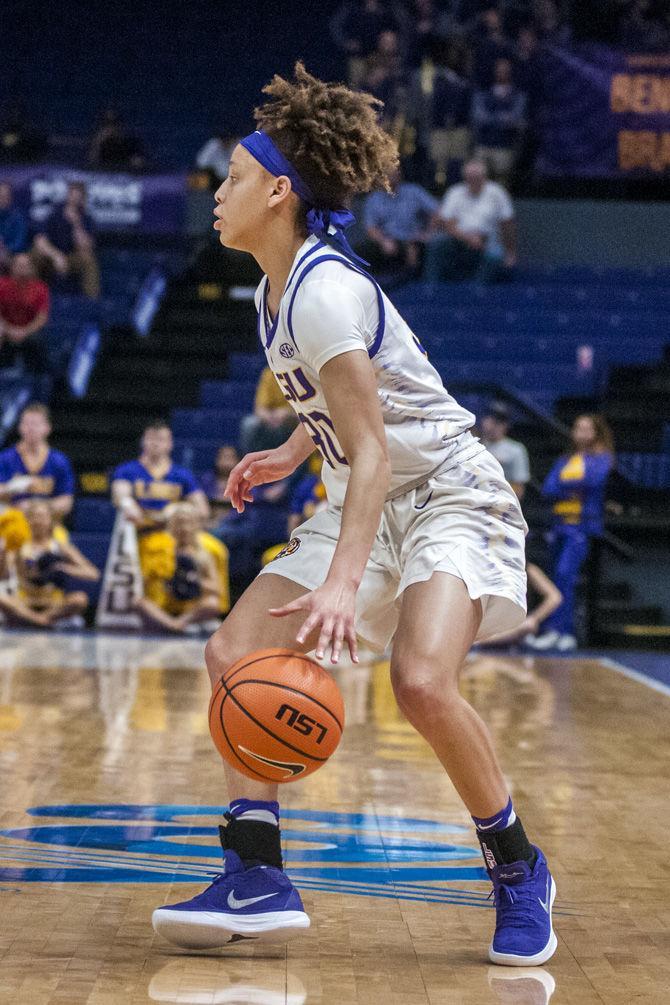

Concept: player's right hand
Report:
left=225, top=447, right=296, bottom=513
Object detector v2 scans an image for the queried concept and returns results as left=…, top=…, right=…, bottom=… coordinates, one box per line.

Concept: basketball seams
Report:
left=220, top=651, right=315, bottom=690
left=228, top=679, right=344, bottom=733
left=212, top=688, right=270, bottom=782
left=219, top=676, right=329, bottom=763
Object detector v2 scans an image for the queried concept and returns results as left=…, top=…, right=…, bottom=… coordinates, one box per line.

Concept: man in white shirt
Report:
left=423, top=159, right=517, bottom=282
left=480, top=401, right=531, bottom=501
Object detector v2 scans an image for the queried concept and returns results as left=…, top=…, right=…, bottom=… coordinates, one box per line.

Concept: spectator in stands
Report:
left=200, top=445, right=240, bottom=526
left=529, top=414, right=615, bottom=652
left=329, top=0, right=406, bottom=86
left=362, top=30, right=410, bottom=130
left=134, top=502, right=223, bottom=635
left=195, top=133, right=239, bottom=186
left=486, top=562, right=563, bottom=646
left=417, top=36, right=473, bottom=188
left=0, top=254, right=50, bottom=373
left=111, top=420, right=209, bottom=528
left=361, top=166, right=438, bottom=277
left=0, top=499, right=99, bottom=629
left=89, top=108, right=146, bottom=172
left=480, top=400, right=530, bottom=500
left=240, top=367, right=296, bottom=455
left=0, top=403, right=75, bottom=520
left=406, top=0, right=445, bottom=67
left=423, top=158, right=517, bottom=282
left=471, top=57, right=526, bottom=182
left=0, top=99, right=47, bottom=163
left=470, top=6, right=514, bottom=87
left=0, top=183, right=28, bottom=269
left=260, top=454, right=326, bottom=567
left=288, top=454, right=327, bottom=534
left=32, top=182, right=100, bottom=299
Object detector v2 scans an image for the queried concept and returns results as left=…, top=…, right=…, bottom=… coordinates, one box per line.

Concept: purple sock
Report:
left=472, top=796, right=516, bottom=834
left=229, top=798, right=280, bottom=826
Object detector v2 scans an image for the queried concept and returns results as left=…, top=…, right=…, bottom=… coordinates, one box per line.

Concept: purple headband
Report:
left=239, top=130, right=368, bottom=268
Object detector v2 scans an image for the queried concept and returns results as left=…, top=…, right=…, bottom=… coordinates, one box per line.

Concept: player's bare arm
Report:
left=270, top=349, right=390, bottom=665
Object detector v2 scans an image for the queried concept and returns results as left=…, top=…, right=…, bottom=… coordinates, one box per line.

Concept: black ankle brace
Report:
left=219, top=812, right=283, bottom=869
left=477, top=816, right=537, bottom=871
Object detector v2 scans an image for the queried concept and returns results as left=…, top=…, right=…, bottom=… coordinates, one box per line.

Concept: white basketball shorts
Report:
left=259, top=447, right=528, bottom=652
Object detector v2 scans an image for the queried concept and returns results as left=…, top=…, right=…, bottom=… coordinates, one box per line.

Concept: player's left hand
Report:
left=269, top=578, right=359, bottom=665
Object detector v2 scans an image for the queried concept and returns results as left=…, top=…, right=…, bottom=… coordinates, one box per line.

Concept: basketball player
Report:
left=153, top=64, right=557, bottom=967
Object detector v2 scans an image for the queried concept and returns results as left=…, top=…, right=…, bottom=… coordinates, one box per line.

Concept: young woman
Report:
left=530, top=414, right=614, bottom=652
left=135, top=502, right=222, bottom=635
left=152, top=64, right=557, bottom=967
left=0, top=499, right=99, bottom=628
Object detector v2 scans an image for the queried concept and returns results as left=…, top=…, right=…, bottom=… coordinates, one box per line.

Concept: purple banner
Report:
left=0, top=165, right=187, bottom=235
left=537, top=45, right=670, bottom=178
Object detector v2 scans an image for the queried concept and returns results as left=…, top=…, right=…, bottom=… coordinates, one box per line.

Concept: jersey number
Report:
left=298, top=411, right=348, bottom=469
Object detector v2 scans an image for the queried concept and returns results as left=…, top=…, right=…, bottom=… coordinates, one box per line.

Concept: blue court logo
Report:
left=0, top=805, right=497, bottom=909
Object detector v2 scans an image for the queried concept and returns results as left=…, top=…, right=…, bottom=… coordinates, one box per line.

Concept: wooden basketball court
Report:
left=0, top=631, right=668, bottom=1004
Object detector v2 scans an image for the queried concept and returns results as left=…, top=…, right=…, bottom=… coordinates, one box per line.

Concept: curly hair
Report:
left=253, top=62, right=399, bottom=209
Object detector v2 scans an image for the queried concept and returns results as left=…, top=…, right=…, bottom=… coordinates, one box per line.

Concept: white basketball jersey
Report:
left=255, top=235, right=482, bottom=506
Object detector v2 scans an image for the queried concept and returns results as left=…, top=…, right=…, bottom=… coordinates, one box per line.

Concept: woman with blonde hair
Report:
left=0, top=499, right=99, bottom=628
left=530, top=414, right=615, bottom=651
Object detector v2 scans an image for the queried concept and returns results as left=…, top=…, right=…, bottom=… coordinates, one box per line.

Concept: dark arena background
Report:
left=0, top=2, right=668, bottom=1003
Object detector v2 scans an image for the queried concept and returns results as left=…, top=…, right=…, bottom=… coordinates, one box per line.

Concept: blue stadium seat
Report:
left=72, top=498, right=116, bottom=534
left=200, top=381, right=257, bottom=411
left=171, top=408, right=244, bottom=443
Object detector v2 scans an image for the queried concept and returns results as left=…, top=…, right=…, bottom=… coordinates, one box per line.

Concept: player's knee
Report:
left=390, top=661, right=447, bottom=719
left=204, top=627, right=241, bottom=688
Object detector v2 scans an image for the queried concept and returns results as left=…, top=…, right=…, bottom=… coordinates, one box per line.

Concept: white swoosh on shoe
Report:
left=538, top=877, right=550, bottom=914
left=227, top=890, right=280, bottom=911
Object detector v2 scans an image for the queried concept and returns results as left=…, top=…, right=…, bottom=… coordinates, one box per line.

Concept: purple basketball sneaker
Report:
left=152, top=849, right=310, bottom=949
left=488, top=846, right=557, bottom=966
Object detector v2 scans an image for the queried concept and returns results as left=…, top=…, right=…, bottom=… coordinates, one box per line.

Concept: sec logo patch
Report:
left=279, top=343, right=295, bottom=359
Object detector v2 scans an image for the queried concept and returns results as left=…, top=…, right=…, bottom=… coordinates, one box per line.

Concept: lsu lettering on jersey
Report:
left=256, top=235, right=483, bottom=506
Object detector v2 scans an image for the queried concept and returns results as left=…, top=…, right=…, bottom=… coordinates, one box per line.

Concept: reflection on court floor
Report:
left=0, top=631, right=667, bottom=1004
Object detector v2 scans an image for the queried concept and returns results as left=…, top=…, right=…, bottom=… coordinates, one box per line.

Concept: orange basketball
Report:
left=208, top=648, right=345, bottom=783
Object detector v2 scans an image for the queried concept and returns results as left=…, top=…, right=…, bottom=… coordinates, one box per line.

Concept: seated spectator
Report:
left=240, top=367, right=296, bottom=455
left=0, top=182, right=28, bottom=270
left=0, top=403, right=75, bottom=522
left=485, top=562, right=563, bottom=646
left=111, top=420, right=209, bottom=529
left=419, top=36, right=473, bottom=187
left=471, top=57, right=526, bottom=182
left=32, top=182, right=100, bottom=299
left=0, top=254, right=50, bottom=373
left=200, top=445, right=240, bottom=527
left=329, top=0, right=405, bottom=87
left=480, top=401, right=530, bottom=500
left=406, top=0, right=446, bottom=67
left=135, top=503, right=222, bottom=635
left=470, top=6, right=514, bottom=87
left=195, top=133, right=239, bottom=187
left=89, top=108, right=146, bottom=172
left=361, top=167, right=438, bottom=277
left=288, top=454, right=327, bottom=534
left=0, top=99, right=47, bottom=163
left=362, top=30, right=410, bottom=131
left=423, top=159, right=517, bottom=283
left=261, top=454, right=326, bottom=565
left=0, top=499, right=99, bottom=629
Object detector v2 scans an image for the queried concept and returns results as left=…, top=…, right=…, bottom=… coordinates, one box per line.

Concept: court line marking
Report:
left=598, top=657, right=670, bottom=698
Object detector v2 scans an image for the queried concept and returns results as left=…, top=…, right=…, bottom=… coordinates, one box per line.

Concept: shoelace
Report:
left=489, top=882, right=539, bottom=929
